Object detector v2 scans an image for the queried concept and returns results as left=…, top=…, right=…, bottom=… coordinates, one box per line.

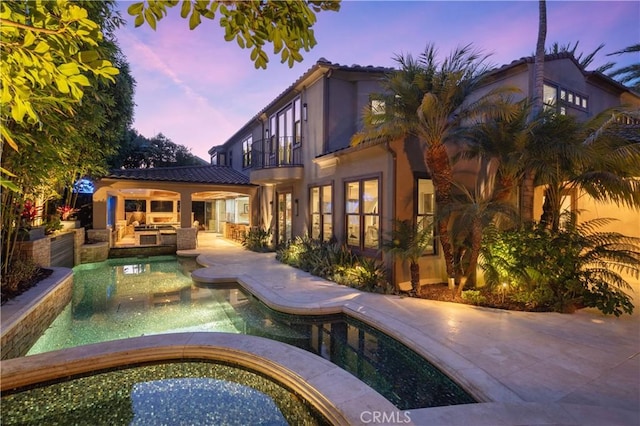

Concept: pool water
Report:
left=1, top=362, right=329, bottom=425
left=26, top=256, right=475, bottom=410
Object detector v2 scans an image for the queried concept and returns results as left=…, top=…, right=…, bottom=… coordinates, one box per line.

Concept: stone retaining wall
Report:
left=80, top=241, right=110, bottom=264
left=1, top=269, right=73, bottom=360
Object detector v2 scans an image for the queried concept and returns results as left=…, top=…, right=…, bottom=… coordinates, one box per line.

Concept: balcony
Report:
left=249, top=137, right=304, bottom=184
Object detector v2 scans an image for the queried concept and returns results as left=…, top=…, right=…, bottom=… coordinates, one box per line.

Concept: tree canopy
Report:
left=0, top=0, right=120, bottom=152
left=127, top=0, right=341, bottom=69
left=109, top=130, right=207, bottom=169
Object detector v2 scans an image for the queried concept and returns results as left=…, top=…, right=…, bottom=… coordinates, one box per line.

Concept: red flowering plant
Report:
left=18, top=200, right=42, bottom=229
left=57, top=205, right=79, bottom=221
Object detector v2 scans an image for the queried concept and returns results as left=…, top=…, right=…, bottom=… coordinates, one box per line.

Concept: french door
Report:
left=277, top=192, right=292, bottom=245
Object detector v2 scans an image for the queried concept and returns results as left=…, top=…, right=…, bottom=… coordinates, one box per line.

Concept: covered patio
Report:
left=92, top=165, right=258, bottom=250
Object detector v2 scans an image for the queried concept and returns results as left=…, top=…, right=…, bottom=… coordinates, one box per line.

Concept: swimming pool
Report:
left=1, top=361, right=329, bottom=425
left=26, top=256, right=475, bottom=410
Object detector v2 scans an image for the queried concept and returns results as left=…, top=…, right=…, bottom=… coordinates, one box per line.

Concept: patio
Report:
left=184, top=233, right=640, bottom=425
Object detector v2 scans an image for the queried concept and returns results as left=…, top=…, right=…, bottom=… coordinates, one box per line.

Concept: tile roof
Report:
left=106, top=165, right=252, bottom=185
left=213, top=58, right=394, bottom=152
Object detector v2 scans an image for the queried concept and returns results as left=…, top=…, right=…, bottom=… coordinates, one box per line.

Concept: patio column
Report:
left=180, top=192, right=192, bottom=229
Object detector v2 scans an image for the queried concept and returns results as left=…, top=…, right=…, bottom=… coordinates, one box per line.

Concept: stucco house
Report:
left=210, top=55, right=639, bottom=289
left=92, top=54, right=638, bottom=289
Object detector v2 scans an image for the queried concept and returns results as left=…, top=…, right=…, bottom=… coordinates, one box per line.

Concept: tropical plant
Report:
left=276, top=235, right=389, bottom=292
left=1, top=1, right=131, bottom=280
left=241, top=227, right=272, bottom=252
left=444, top=182, right=517, bottom=296
left=532, top=111, right=640, bottom=232
left=56, top=205, right=79, bottom=221
left=128, top=0, right=341, bottom=69
left=481, top=216, right=638, bottom=316
left=461, top=290, right=486, bottom=306
left=546, top=41, right=614, bottom=73
left=606, top=43, right=640, bottom=91
left=351, top=43, right=519, bottom=288
left=381, top=218, right=433, bottom=295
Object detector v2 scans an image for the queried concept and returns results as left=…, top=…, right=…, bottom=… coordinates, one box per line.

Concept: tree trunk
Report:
left=520, top=169, right=536, bottom=223
left=456, top=216, right=482, bottom=297
left=409, top=262, right=420, bottom=296
left=522, top=0, right=546, bottom=223
left=424, top=144, right=455, bottom=278
left=533, top=0, right=547, bottom=118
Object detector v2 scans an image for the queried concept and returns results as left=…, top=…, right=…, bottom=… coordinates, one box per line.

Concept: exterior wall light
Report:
left=303, top=103, right=308, bottom=121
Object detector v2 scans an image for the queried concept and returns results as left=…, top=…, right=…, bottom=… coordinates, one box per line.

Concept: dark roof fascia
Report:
left=210, top=59, right=393, bottom=154
left=315, top=136, right=391, bottom=160
left=103, top=165, right=254, bottom=186
left=584, top=70, right=640, bottom=98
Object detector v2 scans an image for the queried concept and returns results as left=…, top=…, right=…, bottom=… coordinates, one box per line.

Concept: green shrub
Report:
left=1, top=257, right=39, bottom=293
left=481, top=219, right=638, bottom=316
left=276, top=235, right=390, bottom=292
left=461, top=290, right=486, bottom=305
left=241, top=227, right=272, bottom=252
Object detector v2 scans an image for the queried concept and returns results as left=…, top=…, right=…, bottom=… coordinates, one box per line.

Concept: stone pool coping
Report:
left=187, top=244, right=639, bottom=426
left=2, top=237, right=638, bottom=425
left=0, top=332, right=396, bottom=425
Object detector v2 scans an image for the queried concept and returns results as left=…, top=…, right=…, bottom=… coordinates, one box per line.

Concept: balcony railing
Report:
left=251, top=137, right=302, bottom=169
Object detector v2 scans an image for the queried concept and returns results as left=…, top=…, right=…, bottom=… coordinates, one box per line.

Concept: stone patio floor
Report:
left=183, top=233, right=639, bottom=426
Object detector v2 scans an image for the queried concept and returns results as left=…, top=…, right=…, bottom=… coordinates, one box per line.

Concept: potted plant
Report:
left=57, top=205, right=80, bottom=229
left=18, top=199, right=45, bottom=241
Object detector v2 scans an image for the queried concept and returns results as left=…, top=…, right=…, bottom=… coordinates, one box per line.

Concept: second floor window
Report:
left=242, top=136, right=252, bottom=168
left=544, top=83, right=588, bottom=115
left=346, top=178, right=380, bottom=251
left=267, top=97, right=303, bottom=166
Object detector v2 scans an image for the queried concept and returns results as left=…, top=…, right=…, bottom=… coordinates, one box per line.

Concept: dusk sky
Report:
left=115, top=1, right=639, bottom=160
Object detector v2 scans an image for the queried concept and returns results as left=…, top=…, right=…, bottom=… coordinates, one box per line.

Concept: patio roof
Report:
left=105, top=165, right=252, bottom=186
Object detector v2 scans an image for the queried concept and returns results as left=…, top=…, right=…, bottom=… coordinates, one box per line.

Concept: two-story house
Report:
left=209, top=58, right=397, bottom=255
left=212, top=54, right=639, bottom=290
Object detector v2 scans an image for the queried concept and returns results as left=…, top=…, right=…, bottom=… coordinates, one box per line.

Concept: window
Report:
left=345, top=178, right=379, bottom=251
left=310, top=184, right=333, bottom=241
left=294, top=98, right=302, bottom=144
left=417, top=178, right=436, bottom=255
left=151, top=201, right=173, bottom=213
left=268, top=96, right=301, bottom=166
left=542, top=83, right=588, bottom=115
left=242, top=135, right=252, bottom=168
left=124, top=199, right=146, bottom=213
left=543, top=84, right=557, bottom=107
left=269, top=115, right=277, bottom=154
left=370, top=97, right=386, bottom=124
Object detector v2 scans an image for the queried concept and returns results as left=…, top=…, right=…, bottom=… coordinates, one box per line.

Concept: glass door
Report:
left=277, top=192, right=292, bottom=245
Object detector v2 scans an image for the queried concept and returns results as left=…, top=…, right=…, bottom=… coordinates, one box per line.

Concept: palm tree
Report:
left=461, top=100, right=534, bottom=204
left=352, top=43, right=519, bottom=285
left=546, top=41, right=614, bottom=73
left=382, top=218, right=434, bottom=295
left=607, top=44, right=640, bottom=91
left=443, top=178, right=517, bottom=296
left=533, top=110, right=640, bottom=232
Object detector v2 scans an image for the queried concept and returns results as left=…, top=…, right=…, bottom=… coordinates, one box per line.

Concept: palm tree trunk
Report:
left=533, top=0, right=547, bottom=118
left=425, top=144, right=455, bottom=278
left=522, top=0, right=547, bottom=223
left=520, top=169, right=536, bottom=223
left=410, top=262, right=420, bottom=295
left=456, top=216, right=482, bottom=297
